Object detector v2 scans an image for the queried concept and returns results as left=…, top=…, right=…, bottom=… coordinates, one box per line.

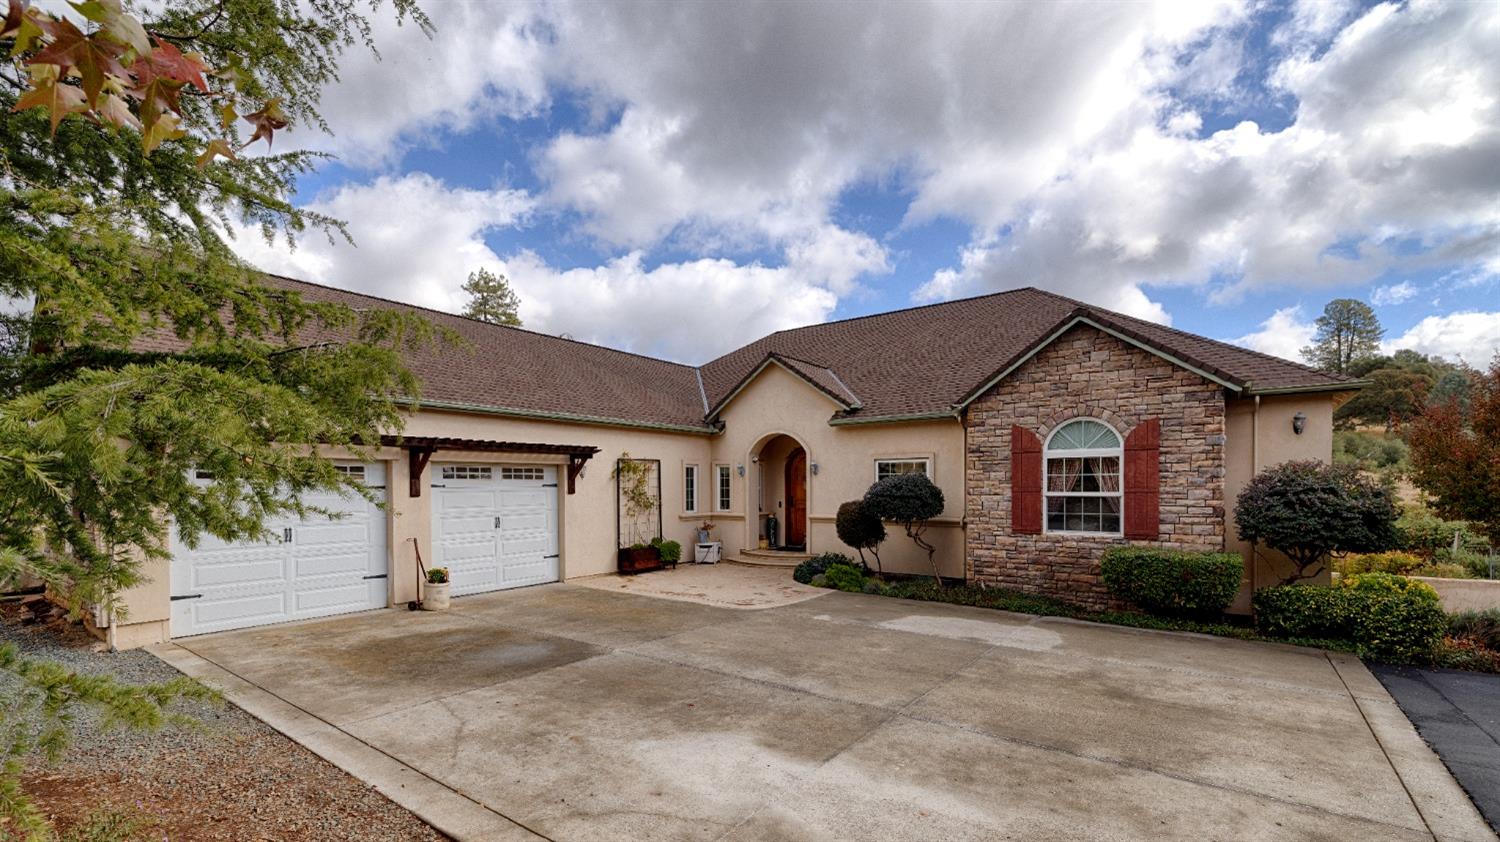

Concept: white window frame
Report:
left=874, top=457, right=931, bottom=483
left=1042, top=419, right=1124, bottom=537
left=715, top=464, right=732, bottom=512
left=684, top=464, right=699, bottom=514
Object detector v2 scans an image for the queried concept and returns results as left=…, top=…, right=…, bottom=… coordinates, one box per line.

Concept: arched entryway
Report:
left=751, top=433, right=809, bottom=551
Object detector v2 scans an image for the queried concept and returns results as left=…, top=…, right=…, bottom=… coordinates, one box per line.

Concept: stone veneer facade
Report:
left=965, top=324, right=1228, bottom=610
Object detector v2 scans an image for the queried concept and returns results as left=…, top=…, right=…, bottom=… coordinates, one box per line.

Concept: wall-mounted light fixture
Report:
left=810, top=462, right=819, bottom=475
left=750, top=455, right=759, bottom=464
left=737, top=464, right=745, bottom=476
left=1292, top=411, right=1307, bottom=435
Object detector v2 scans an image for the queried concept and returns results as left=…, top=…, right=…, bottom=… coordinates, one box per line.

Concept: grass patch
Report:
left=877, top=580, right=1359, bottom=655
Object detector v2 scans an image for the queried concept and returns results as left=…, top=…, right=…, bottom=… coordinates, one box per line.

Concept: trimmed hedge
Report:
left=822, top=563, right=868, bottom=593
left=792, top=552, right=856, bottom=584
left=1253, top=573, right=1445, bottom=663
left=1100, top=547, right=1243, bottom=619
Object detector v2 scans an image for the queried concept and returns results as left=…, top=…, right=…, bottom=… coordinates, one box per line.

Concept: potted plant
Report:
left=614, top=454, right=664, bottom=573
left=423, top=567, right=451, bottom=610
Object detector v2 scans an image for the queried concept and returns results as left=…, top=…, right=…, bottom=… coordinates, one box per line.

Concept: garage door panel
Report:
left=433, top=464, right=560, bottom=597
left=170, top=462, right=388, bottom=637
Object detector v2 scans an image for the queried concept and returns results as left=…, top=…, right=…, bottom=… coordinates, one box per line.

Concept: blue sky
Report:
left=232, top=0, right=1500, bottom=367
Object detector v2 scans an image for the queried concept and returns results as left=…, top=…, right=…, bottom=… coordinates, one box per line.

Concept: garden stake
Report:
left=408, top=537, right=428, bottom=611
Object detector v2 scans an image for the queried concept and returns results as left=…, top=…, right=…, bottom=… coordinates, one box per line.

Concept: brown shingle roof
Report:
left=700, top=287, right=1353, bottom=422
left=141, top=275, right=1352, bottom=430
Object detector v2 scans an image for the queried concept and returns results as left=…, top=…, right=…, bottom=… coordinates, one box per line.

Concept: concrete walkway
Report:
left=571, top=563, right=825, bottom=609
left=153, top=582, right=1496, bottom=842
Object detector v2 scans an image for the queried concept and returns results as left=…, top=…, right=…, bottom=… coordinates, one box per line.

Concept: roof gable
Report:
left=707, top=352, right=862, bottom=417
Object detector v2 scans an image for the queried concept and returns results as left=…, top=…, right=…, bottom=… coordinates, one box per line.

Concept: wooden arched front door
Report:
left=784, top=448, right=807, bottom=548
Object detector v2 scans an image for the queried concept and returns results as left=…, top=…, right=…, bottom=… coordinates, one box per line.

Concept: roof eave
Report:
left=827, top=410, right=959, bottom=427
left=414, top=398, right=720, bottom=435
left=1243, top=380, right=1368, bottom=396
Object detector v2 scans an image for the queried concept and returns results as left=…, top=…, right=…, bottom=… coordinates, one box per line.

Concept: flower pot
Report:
left=422, top=581, right=451, bottom=610
left=618, top=545, right=662, bottom=574
left=697, top=530, right=711, bottom=544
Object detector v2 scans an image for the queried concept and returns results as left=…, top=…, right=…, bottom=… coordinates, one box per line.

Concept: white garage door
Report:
left=432, top=464, right=560, bottom=596
left=170, top=463, right=389, bottom=637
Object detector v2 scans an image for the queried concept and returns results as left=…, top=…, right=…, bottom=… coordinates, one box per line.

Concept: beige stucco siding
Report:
left=1223, top=393, right=1339, bottom=612
left=711, top=364, right=966, bottom=577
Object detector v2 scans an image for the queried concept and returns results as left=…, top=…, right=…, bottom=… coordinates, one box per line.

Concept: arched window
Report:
left=1043, top=419, right=1122, bottom=535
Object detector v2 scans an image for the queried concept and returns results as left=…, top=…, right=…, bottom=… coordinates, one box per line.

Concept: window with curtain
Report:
left=875, top=458, right=929, bottom=482
left=1043, top=419, right=1122, bottom=535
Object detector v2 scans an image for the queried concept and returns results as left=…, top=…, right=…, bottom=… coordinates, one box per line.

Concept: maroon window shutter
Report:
left=1123, top=419, right=1161, bottom=540
left=1010, top=426, right=1043, bottom=535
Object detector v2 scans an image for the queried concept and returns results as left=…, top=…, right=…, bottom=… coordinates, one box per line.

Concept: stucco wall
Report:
left=711, top=364, right=966, bottom=577
left=964, top=324, right=1227, bottom=610
left=1223, top=393, right=1338, bottom=612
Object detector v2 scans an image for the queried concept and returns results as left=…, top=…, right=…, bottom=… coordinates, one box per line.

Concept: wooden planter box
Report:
left=618, top=545, right=663, bottom=574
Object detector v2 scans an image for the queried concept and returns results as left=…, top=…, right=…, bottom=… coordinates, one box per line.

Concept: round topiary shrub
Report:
left=1100, top=548, right=1243, bottom=619
left=1235, top=460, right=1399, bottom=585
left=792, top=552, right=856, bottom=584
left=835, top=499, right=886, bottom=574
left=821, top=563, right=868, bottom=593
left=863, top=473, right=945, bottom=582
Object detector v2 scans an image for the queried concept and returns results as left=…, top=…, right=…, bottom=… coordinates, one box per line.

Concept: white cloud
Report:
left=262, top=0, right=1500, bottom=353
left=1231, top=306, right=1317, bottom=362
left=227, top=174, right=848, bottom=362
left=1371, top=281, right=1419, bottom=306
left=1383, top=312, right=1500, bottom=365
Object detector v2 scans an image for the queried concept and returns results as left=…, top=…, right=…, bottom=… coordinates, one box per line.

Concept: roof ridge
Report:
left=1026, top=287, right=1351, bottom=384
left=262, top=271, right=700, bottom=372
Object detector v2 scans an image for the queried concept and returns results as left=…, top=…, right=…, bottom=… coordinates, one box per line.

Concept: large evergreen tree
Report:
left=461, top=267, right=523, bottom=326
left=1300, top=298, right=1383, bottom=375
left=0, top=1, right=433, bottom=833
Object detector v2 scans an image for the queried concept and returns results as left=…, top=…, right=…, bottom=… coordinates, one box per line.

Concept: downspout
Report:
left=1250, top=395, right=1261, bottom=595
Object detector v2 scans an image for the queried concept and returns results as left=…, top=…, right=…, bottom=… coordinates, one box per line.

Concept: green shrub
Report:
left=1339, top=551, right=1424, bottom=576
left=1410, top=562, right=1471, bottom=579
left=1235, top=461, right=1399, bottom=585
left=835, top=499, right=886, bottom=574
left=1252, top=573, right=1446, bottom=663
left=792, top=552, right=856, bottom=584
left=650, top=537, right=682, bottom=564
left=1449, top=609, right=1500, bottom=651
left=821, top=563, right=868, bottom=593
left=1100, top=548, right=1243, bottom=619
left=1397, top=504, right=1486, bottom=557
left=1435, top=547, right=1496, bottom=579
left=426, top=566, right=449, bottom=584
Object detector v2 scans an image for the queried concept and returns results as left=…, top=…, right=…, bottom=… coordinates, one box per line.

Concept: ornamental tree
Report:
left=863, top=473, right=945, bottom=584
left=835, top=499, right=885, bottom=576
left=1235, top=460, right=1400, bottom=585
left=0, top=0, right=432, bottom=832
left=1408, top=358, right=1500, bottom=545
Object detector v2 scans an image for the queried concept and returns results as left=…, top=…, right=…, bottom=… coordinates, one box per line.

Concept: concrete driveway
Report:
left=155, top=580, right=1495, bottom=842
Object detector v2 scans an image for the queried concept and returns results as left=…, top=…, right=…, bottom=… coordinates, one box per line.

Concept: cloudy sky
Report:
left=229, top=0, right=1500, bottom=366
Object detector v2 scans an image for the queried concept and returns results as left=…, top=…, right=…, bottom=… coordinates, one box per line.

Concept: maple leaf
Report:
left=29, top=15, right=128, bottom=108
left=96, top=91, right=140, bottom=130
left=194, top=137, right=237, bottom=169
left=70, top=0, right=150, bottom=56
left=144, top=36, right=207, bottom=92
left=243, top=98, right=288, bottom=148
left=13, top=66, right=87, bottom=133
left=8, top=7, right=43, bottom=55
left=218, top=101, right=237, bottom=131
left=141, top=107, right=184, bottom=153
left=2, top=0, right=27, bottom=39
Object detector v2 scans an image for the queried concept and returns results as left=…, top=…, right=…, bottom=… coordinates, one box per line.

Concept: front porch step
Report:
left=727, top=548, right=813, bottom=568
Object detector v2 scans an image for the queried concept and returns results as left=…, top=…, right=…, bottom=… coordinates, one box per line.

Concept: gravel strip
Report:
left=3, top=604, right=449, bottom=840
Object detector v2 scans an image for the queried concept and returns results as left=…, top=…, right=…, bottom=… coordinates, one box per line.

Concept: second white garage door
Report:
left=431, top=464, right=560, bottom=596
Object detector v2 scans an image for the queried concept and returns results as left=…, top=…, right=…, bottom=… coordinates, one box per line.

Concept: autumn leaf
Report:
left=13, top=65, right=87, bottom=133
left=2, top=0, right=27, bottom=38
left=219, top=101, right=236, bottom=131
left=243, top=98, right=288, bottom=147
left=70, top=0, right=150, bottom=56
left=8, top=7, right=43, bottom=55
left=96, top=91, right=140, bottom=130
left=141, top=108, right=184, bottom=153
left=144, top=36, right=207, bottom=92
left=194, top=137, right=236, bottom=168
left=29, top=15, right=127, bottom=107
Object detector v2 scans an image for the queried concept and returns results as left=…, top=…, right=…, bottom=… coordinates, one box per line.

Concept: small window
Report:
left=500, top=466, right=545, bottom=481
left=441, top=465, right=493, bottom=481
left=1043, top=419, right=1122, bottom=535
left=875, top=458, right=929, bottom=482
left=334, top=465, right=366, bottom=480
left=684, top=464, right=698, bottom=513
left=715, top=464, right=732, bottom=512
